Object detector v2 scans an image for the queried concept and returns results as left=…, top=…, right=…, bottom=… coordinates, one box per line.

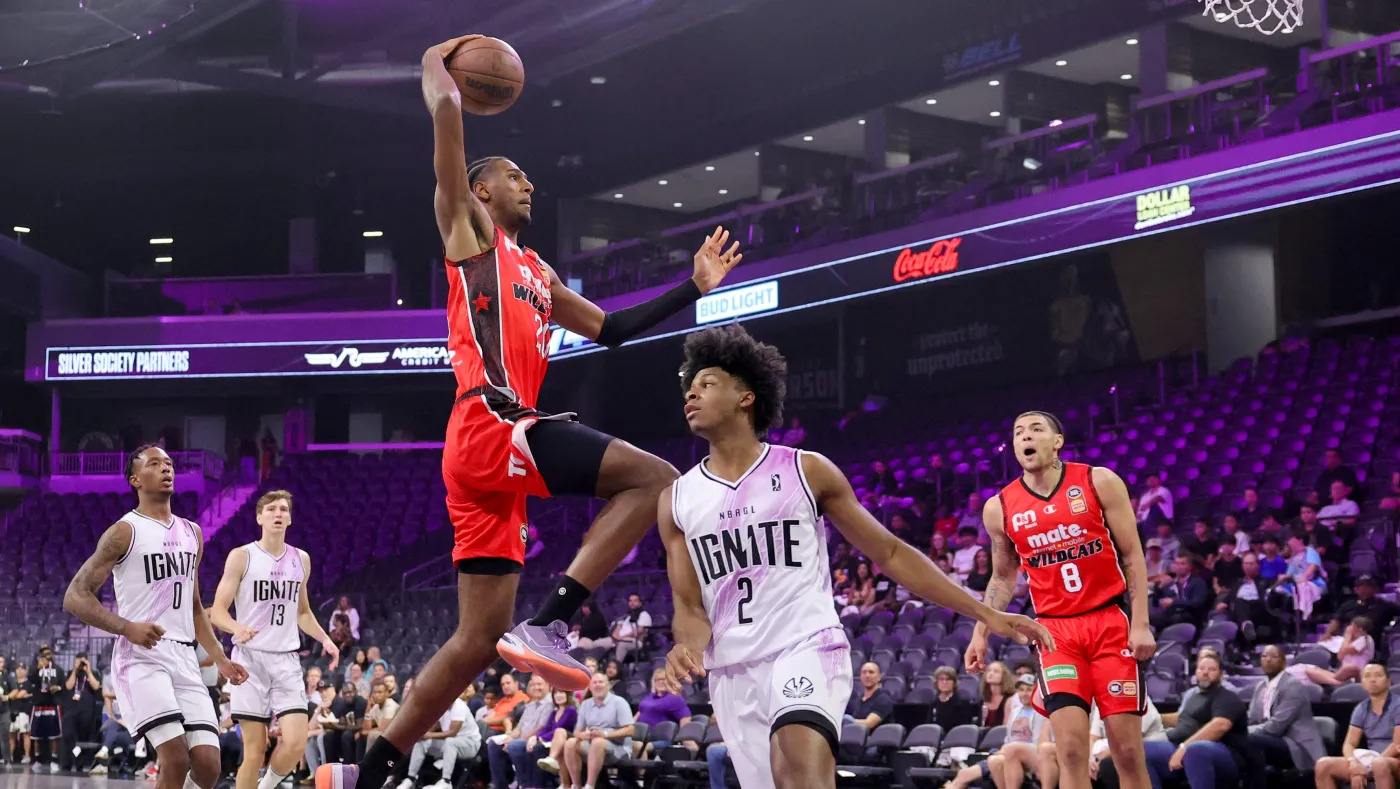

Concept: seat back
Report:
left=1329, top=684, right=1369, bottom=704
left=979, top=725, right=1007, bottom=751
left=673, top=720, right=707, bottom=744
left=649, top=720, right=678, bottom=743
left=941, top=723, right=980, bottom=750
left=1315, top=716, right=1338, bottom=750
left=840, top=722, right=869, bottom=747
left=904, top=724, right=943, bottom=749
left=868, top=723, right=907, bottom=748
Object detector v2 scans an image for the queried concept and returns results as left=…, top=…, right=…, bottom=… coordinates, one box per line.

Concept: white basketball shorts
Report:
left=230, top=646, right=308, bottom=723
left=110, top=637, right=218, bottom=742
left=707, top=627, right=852, bottom=789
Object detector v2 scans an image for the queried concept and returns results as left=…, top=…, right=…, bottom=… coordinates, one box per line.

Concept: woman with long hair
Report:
left=980, top=661, right=1016, bottom=727
left=966, top=549, right=992, bottom=599
left=534, top=688, right=579, bottom=780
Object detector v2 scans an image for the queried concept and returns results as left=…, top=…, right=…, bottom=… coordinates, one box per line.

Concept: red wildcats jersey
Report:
left=444, top=229, right=553, bottom=408
left=997, top=462, right=1126, bottom=617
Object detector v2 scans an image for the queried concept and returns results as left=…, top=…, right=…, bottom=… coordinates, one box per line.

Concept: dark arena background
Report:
left=2, top=0, right=1400, bottom=787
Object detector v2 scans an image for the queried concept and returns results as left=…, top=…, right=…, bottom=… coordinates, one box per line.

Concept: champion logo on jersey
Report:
left=771, top=474, right=782, bottom=492
left=1042, top=504, right=1057, bottom=514
left=782, top=677, right=814, bottom=699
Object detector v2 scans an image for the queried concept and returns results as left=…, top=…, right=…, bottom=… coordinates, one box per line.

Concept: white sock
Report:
left=183, top=774, right=201, bottom=789
left=258, top=768, right=289, bottom=789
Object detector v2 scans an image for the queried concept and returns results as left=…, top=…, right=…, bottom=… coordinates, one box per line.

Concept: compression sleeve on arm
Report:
left=594, top=278, right=702, bottom=348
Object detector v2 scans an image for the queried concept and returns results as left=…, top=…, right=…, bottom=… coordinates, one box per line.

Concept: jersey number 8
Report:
left=1060, top=563, right=1083, bottom=592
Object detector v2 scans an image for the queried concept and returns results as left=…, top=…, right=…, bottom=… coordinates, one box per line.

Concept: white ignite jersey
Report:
left=672, top=444, right=839, bottom=670
left=235, top=543, right=305, bottom=652
left=112, top=511, right=200, bottom=643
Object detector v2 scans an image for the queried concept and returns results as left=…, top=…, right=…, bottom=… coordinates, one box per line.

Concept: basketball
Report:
left=446, top=37, right=524, bottom=115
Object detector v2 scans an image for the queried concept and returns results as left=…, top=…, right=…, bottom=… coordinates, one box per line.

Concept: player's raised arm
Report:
left=966, top=497, right=1022, bottom=673
left=657, top=484, right=710, bottom=691
left=422, top=35, right=495, bottom=261
left=296, top=549, right=340, bottom=670
left=800, top=451, right=1054, bottom=652
left=63, top=521, right=157, bottom=646
left=1093, top=466, right=1157, bottom=661
left=543, top=226, right=743, bottom=348
left=209, top=546, right=257, bottom=644
left=190, top=526, right=248, bottom=685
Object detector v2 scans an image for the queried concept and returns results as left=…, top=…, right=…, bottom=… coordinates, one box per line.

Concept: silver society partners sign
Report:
left=46, top=340, right=454, bottom=380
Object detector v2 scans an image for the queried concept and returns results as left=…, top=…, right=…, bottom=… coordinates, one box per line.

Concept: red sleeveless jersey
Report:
left=997, top=462, right=1126, bottom=617
left=444, top=230, right=553, bottom=408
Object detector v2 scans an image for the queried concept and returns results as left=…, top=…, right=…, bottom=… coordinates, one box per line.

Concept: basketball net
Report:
left=1199, top=0, right=1303, bottom=35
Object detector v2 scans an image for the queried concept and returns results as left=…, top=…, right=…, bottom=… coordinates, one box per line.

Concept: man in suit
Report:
left=1214, top=552, right=1282, bottom=647
left=1150, top=554, right=1209, bottom=630
left=1246, top=645, right=1324, bottom=788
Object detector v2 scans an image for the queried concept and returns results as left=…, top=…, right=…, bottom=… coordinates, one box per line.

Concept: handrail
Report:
left=1136, top=67, right=1269, bottom=110
left=114, top=271, right=386, bottom=286
left=853, top=151, right=962, bottom=186
left=658, top=187, right=830, bottom=240
left=1309, top=28, right=1400, bottom=64
left=563, top=236, right=648, bottom=266
left=50, top=449, right=223, bottom=478
left=984, top=113, right=1097, bottom=151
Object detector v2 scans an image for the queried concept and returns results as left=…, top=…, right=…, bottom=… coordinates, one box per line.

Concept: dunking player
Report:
left=964, top=412, right=1157, bottom=789
left=338, top=35, right=745, bottom=789
left=63, top=445, right=249, bottom=789
left=660, top=325, right=1055, bottom=789
left=211, top=490, right=341, bottom=789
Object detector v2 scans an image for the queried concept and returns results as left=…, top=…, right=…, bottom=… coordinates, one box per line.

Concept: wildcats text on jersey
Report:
left=1025, top=538, right=1104, bottom=569
left=690, top=519, right=803, bottom=585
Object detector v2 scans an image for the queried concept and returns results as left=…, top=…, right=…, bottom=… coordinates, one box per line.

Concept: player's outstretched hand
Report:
left=1129, top=621, right=1157, bottom=662
left=690, top=226, right=743, bottom=295
left=986, top=612, right=1056, bottom=653
left=662, top=644, right=706, bottom=693
left=123, top=621, right=165, bottom=649
left=219, top=658, right=249, bottom=686
left=232, top=624, right=259, bottom=645
left=963, top=632, right=989, bottom=675
left=429, top=34, right=485, bottom=61
left=322, top=639, right=341, bottom=672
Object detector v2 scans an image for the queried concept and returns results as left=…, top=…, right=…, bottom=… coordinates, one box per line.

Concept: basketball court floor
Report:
left=0, top=772, right=164, bottom=789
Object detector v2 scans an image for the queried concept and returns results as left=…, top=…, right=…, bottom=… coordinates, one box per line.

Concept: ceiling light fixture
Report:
left=754, top=151, right=761, bottom=156
left=718, top=189, right=729, bottom=195
left=1049, top=119, right=1064, bottom=127
left=1127, top=37, right=1139, bottom=45
left=658, top=179, right=668, bottom=185
left=925, top=98, right=938, bottom=105
left=704, top=165, right=715, bottom=172
left=362, top=230, right=383, bottom=238
left=550, top=99, right=563, bottom=107
left=154, top=256, right=173, bottom=263
left=673, top=202, right=683, bottom=208
left=1055, top=60, right=1068, bottom=66
left=589, top=76, right=606, bottom=85
left=149, top=237, right=173, bottom=245
left=1023, top=157, right=1043, bottom=171
left=858, top=118, right=866, bottom=125
left=1121, top=73, right=1133, bottom=80
left=396, top=298, right=404, bottom=306
left=13, top=226, right=30, bottom=234
left=802, top=135, right=814, bottom=141
left=613, top=193, right=624, bottom=199
left=989, top=79, right=1000, bottom=86
left=990, top=111, right=1002, bottom=118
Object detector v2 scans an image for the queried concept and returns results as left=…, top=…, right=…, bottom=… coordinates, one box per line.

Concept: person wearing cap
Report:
left=928, top=667, right=976, bottom=731
left=1323, top=576, right=1398, bottom=655
left=1144, top=539, right=1170, bottom=584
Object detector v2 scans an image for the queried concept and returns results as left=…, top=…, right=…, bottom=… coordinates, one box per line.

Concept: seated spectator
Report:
left=323, top=682, right=367, bottom=765
left=525, top=689, right=576, bottom=786
left=978, top=661, right=1016, bottom=727
left=305, top=682, right=335, bottom=777
left=1313, top=662, right=1400, bottom=789
left=1210, top=541, right=1244, bottom=589
left=870, top=460, right=896, bottom=496
left=482, top=673, right=529, bottom=734
left=349, top=663, right=370, bottom=699
left=304, top=666, right=323, bottom=707
left=1236, top=487, right=1267, bottom=532
left=965, top=549, right=992, bottom=600
left=605, top=594, right=652, bottom=664
left=361, top=681, right=399, bottom=759
left=1257, top=513, right=1286, bottom=543
left=1273, top=534, right=1327, bottom=620
left=928, top=532, right=952, bottom=566
left=951, top=527, right=981, bottom=584
left=1314, top=449, right=1359, bottom=502
left=1152, top=522, right=1181, bottom=563
left=778, top=415, right=806, bottom=447
left=1324, top=575, right=1398, bottom=653
left=1150, top=554, right=1208, bottom=630
left=472, top=687, right=494, bottom=721
left=559, top=673, right=633, bottom=789
left=329, top=614, right=355, bottom=654
left=396, top=689, right=479, bottom=789
left=523, top=523, right=544, bottom=561
left=1245, top=645, right=1324, bottom=786
left=844, top=662, right=894, bottom=738
left=1292, top=504, right=1340, bottom=560
left=1215, top=552, right=1279, bottom=647
left=1380, top=471, right=1400, bottom=510
left=1144, top=539, right=1170, bottom=583
left=863, top=562, right=898, bottom=615
left=635, top=669, right=691, bottom=754
left=89, top=680, right=135, bottom=777
left=329, top=596, right=361, bottom=641
left=1136, top=474, right=1174, bottom=528
left=1256, top=535, right=1286, bottom=579
left=705, top=730, right=733, bottom=789
left=1220, top=513, right=1250, bottom=553
left=571, top=600, right=610, bottom=652
left=955, top=493, right=983, bottom=532
left=351, top=649, right=370, bottom=674
left=1143, top=654, right=1249, bottom=788
left=1302, top=617, right=1375, bottom=687
left=946, top=676, right=1051, bottom=789
left=1316, top=480, right=1360, bottom=531
left=1182, top=519, right=1220, bottom=559
left=837, top=562, right=874, bottom=616
left=485, top=675, right=550, bottom=789
left=928, top=667, right=977, bottom=731
left=1089, top=698, right=1168, bottom=787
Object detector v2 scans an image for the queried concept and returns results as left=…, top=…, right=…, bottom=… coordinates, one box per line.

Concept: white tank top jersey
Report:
left=671, top=444, right=839, bottom=669
left=112, top=511, right=200, bottom=643
left=235, top=543, right=305, bottom=652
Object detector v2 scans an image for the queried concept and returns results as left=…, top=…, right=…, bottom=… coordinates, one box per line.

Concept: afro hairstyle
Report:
left=679, top=323, right=787, bottom=437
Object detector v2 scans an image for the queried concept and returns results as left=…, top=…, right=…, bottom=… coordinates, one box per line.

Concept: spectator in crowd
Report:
left=1381, top=471, right=1400, bottom=510
left=979, top=661, right=1016, bottom=727
left=1216, top=552, right=1279, bottom=647
left=1303, top=617, right=1375, bottom=687
left=1314, top=449, right=1359, bottom=501
left=350, top=648, right=370, bottom=674
left=870, top=460, right=896, bottom=495
left=29, top=645, right=63, bottom=773
left=1237, top=487, right=1267, bottom=532
left=1136, top=474, right=1175, bottom=527
left=1151, top=554, right=1209, bottom=629
left=306, top=682, right=335, bottom=777
left=384, top=675, right=401, bottom=704
left=928, top=666, right=977, bottom=731
left=571, top=600, right=611, bottom=652
left=1257, top=535, right=1287, bottom=579
left=396, top=688, right=479, bottom=789
left=0, top=656, right=11, bottom=765
left=1257, top=512, right=1286, bottom=541
left=1144, top=539, right=1170, bottom=584
left=635, top=669, right=691, bottom=753
left=602, top=660, right=622, bottom=684
left=523, top=524, right=545, bottom=562
left=928, top=532, right=952, bottom=566
left=1275, top=534, right=1327, bottom=620
left=1313, top=662, right=1400, bottom=789
left=349, top=663, right=371, bottom=699
left=863, top=562, right=898, bottom=616
left=89, top=679, right=135, bottom=777
left=1324, top=575, right=1398, bottom=651
left=1221, top=513, right=1250, bottom=553
left=329, top=596, right=361, bottom=641
left=304, top=666, right=323, bottom=707
left=845, top=663, right=894, bottom=730
left=8, top=663, right=32, bottom=765
left=837, top=562, right=874, bottom=616
left=560, top=673, right=634, bottom=789
left=602, top=594, right=652, bottom=664
left=1317, top=480, right=1360, bottom=530
left=324, top=681, right=368, bottom=765
left=965, top=549, right=992, bottom=600
left=362, top=680, right=399, bottom=758
left=1089, top=698, right=1168, bottom=788
left=1143, top=654, right=1249, bottom=788
left=1294, top=504, right=1339, bottom=559
left=1182, top=519, right=1220, bottom=559
left=474, top=689, right=498, bottom=723
left=951, top=526, right=981, bottom=584
left=482, top=673, right=530, bottom=734
left=1210, top=540, right=1244, bottom=589
left=778, top=415, right=806, bottom=447
left=1245, top=645, right=1325, bottom=786
left=531, top=689, right=578, bottom=780
left=1153, top=522, right=1181, bottom=564
left=329, top=614, right=355, bottom=654
left=925, top=453, right=957, bottom=509
left=942, top=675, right=1053, bottom=789
left=485, top=674, right=550, bottom=789
left=955, top=493, right=983, bottom=532
left=60, top=651, right=102, bottom=770
left=572, top=659, right=600, bottom=706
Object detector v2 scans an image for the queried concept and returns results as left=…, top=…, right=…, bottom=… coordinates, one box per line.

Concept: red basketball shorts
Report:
left=442, top=398, right=553, bottom=565
left=1031, top=602, right=1146, bottom=718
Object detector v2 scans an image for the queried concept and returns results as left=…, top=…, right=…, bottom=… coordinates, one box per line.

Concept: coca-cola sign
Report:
left=892, top=237, right=962, bottom=283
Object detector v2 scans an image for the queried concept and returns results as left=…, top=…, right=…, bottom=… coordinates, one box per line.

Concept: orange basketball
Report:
left=446, top=37, right=524, bottom=116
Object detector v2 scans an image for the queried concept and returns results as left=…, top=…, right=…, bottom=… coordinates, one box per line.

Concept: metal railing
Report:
left=49, top=450, right=225, bottom=479
left=0, top=428, right=43, bottom=478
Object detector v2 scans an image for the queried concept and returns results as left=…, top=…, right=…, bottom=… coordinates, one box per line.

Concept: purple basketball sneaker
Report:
left=496, top=620, right=591, bottom=690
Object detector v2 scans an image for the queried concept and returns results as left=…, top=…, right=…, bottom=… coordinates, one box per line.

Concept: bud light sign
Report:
left=695, top=280, right=780, bottom=324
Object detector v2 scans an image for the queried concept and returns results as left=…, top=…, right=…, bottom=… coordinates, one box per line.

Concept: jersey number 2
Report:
left=1060, top=563, right=1083, bottom=592
left=737, top=577, right=754, bottom=624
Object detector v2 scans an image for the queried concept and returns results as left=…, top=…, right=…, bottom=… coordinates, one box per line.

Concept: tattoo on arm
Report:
left=64, top=523, right=132, bottom=636
left=981, top=528, right=1019, bottom=613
